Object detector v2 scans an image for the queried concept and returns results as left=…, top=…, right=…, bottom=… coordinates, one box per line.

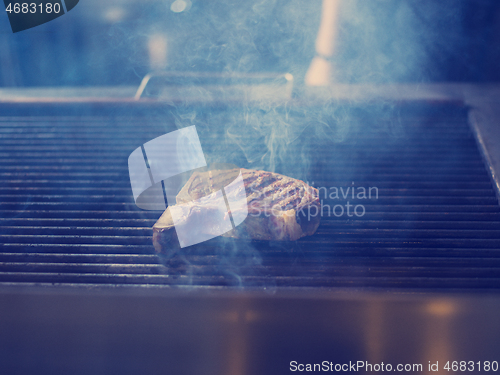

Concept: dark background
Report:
left=0, top=0, right=499, bottom=88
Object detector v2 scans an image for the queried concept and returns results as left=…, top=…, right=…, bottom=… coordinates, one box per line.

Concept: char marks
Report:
left=243, top=171, right=316, bottom=211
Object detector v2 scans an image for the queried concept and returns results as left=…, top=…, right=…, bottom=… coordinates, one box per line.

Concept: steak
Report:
left=152, top=168, right=321, bottom=255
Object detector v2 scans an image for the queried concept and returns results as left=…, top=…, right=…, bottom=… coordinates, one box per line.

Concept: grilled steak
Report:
left=153, top=168, right=321, bottom=255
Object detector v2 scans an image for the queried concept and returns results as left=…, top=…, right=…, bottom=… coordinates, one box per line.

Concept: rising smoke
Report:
left=145, top=0, right=468, bottom=178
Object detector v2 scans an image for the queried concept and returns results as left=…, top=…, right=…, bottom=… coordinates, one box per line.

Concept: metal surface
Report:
left=0, top=287, right=500, bottom=375
left=0, top=102, right=499, bottom=290
left=134, top=71, right=294, bottom=100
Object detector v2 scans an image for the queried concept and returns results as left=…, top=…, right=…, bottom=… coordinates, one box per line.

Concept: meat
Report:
left=152, top=168, right=321, bottom=256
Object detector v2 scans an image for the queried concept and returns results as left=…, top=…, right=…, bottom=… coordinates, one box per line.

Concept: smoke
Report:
left=128, top=0, right=469, bottom=83
left=150, top=0, right=473, bottom=179
left=4, top=0, right=497, bottom=86
left=144, top=0, right=321, bottom=76
left=336, top=0, right=465, bottom=83
left=160, top=235, right=278, bottom=290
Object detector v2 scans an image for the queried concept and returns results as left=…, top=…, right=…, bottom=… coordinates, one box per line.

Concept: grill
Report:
left=1, top=99, right=499, bottom=291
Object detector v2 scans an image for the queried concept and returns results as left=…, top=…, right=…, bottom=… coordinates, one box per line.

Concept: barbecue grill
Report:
left=1, top=83, right=500, bottom=373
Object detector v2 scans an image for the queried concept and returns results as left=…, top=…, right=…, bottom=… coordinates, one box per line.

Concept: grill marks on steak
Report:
left=245, top=173, right=312, bottom=213
left=152, top=168, right=321, bottom=255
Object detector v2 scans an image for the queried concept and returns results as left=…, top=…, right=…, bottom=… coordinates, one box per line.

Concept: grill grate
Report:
left=1, top=103, right=500, bottom=290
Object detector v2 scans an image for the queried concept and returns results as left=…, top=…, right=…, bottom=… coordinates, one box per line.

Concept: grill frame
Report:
left=1, top=85, right=500, bottom=375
